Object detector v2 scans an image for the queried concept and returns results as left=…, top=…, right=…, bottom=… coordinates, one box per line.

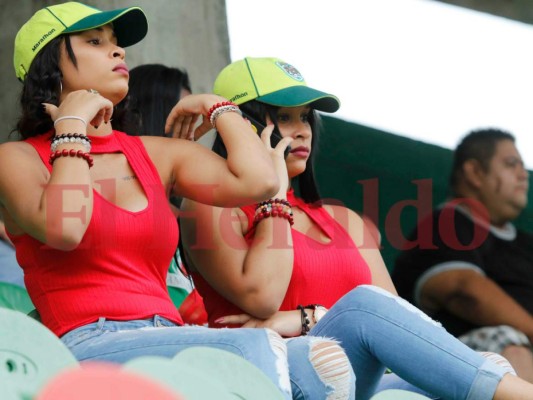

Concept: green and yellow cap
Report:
left=213, top=57, right=340, bottom=113
left=14, top=2, right=148, bottom=82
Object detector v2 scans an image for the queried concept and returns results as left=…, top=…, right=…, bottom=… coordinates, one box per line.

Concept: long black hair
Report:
left=15, top=35, right=64, bottom=139
left=211, top=99, right=322, bottom=203
left=118, top=64, right=191, bottom=136
left=15, top=34, right=129, bottom=139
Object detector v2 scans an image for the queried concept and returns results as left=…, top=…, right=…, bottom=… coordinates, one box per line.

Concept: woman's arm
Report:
left=0, top=91, right=113, bottom=250
left=159, top=94, right=288, bottom=206
left=215, top=306, right=329, bottom=338
left=179, top=122, right=294, bottom=318
left=181, top=194, right=294, bottom=318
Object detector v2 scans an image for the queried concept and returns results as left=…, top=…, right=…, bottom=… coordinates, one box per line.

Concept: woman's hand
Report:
left=43, top=89, right=113, bottom=133
left=165, top=94, right=225, bottom=140
left=259, top=125, right=293, bottom=196
left=215, top=310, right=303, bottom=337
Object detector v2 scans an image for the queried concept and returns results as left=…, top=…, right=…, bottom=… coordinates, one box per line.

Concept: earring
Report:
left=59, top=81, right=63, bottom=94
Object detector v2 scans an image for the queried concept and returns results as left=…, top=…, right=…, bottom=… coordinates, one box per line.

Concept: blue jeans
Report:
left=310, top=285, right=508, bottom=400
left=0, top=240, right=24, bottom=287
left=287, top=335, right=356, bottom=400
left=61, top=315, right=350, bottom=400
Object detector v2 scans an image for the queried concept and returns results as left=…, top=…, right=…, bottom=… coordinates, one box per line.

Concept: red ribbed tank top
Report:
left=11, top=131, right=182, bottom=336
left=193, top=190, right=372, bottom=327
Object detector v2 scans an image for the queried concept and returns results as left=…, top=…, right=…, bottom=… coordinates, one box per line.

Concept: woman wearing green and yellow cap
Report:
left=0, top=3, right=348, bottom=398
left=181, top=57, right=533, bottom=400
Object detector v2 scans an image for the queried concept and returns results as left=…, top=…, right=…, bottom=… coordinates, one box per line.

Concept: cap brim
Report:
left=257, top=86, right=340, bottom=113
left=64, top=7, right=148, bottom=48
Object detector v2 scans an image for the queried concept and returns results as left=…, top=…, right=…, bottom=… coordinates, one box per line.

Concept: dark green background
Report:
left=316, top=116, right=533, bottom=270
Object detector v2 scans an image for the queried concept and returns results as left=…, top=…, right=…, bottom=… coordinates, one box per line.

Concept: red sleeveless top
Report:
left=193, top=190, right=372, bottom=327
left=11, top=131, right=182, bottom=336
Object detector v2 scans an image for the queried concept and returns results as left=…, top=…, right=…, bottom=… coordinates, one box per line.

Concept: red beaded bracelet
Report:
left=207, top=101, right=240, bottom=128
left=253, top=198, right=294, bottom=227
left=49, top=149, right=94, bottom=168
left=207, top=101, right=237, bottom=121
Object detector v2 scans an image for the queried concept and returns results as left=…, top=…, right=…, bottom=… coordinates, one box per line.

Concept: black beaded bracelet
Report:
left=304, top=304, right=326, bottom=324
left=51, top=133, right=92, bottom=144
left=297, top=305, right=310, bottom=336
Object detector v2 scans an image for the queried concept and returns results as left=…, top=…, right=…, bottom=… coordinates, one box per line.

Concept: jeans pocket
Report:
left=61, top=322, right=105, bottom=348
left=154, top=315, right=178, bottom=328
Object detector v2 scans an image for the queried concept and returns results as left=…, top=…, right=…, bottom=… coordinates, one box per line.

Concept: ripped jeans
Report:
left=310, top=285, right=509, bottom=400
left=60, top=315, right=355, bottom=400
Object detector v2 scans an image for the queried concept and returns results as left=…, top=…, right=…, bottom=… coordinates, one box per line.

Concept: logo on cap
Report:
left=275, top=61, right=304, bottom=82
left=32, top=28, right=56, bottom=52
left=230, top=92, right=248, bottom=103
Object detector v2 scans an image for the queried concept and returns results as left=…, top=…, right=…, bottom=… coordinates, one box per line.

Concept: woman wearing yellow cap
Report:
left=0, top=3, right=355, bottom=399
left=181, top=57, right=533, bottom=400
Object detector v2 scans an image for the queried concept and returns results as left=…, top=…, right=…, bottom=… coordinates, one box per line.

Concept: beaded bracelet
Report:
left=207, top=101, right=241, bottom=128
left=304, top=304, right=327, bottom=324
left=49, top=149, right=94, bottom=168
left=253, top=198, right=294, bottom=227
left=51, top=133, right=91, bottom=146
left=297, top=305, right=310, bottom=336
left=51, top=133, right=92, bottom=144
left=207, top=101, right=237, bottom=120
left=51, top=138, right=91, bottom=153
left=51, top=133, right=91, bottom=153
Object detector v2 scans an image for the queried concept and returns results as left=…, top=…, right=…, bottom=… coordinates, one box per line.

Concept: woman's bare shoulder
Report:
left=0, top=140, right=41, bottom=162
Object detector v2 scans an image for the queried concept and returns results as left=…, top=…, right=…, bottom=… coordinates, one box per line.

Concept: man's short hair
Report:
left=450, top=128, right=515, bottom=193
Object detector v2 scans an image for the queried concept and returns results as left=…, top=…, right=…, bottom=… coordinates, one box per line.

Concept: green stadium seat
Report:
left=0, top=308, right=78, bottom=399
left=124, top=355, right=230, bottom=399
left=370, top=389, right=431, bottom=400
left=174, top=346, right=284, bottom=399
left=0, top=281, right=34, bottom=313
left=124, top=347, right=284, bottom=399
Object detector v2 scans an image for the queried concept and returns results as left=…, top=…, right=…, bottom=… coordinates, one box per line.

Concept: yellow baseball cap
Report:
left=14, top=2, right=148, bottom=82
left=213, top=57, right=340, bottom=113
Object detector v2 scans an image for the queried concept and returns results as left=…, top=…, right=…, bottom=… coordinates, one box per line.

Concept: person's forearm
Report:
left=38, top=148, right=93, bottom=250
left=36, top=121, right=93, bottom=249
left=237, top=216, right=294, bottom=318
left=446, top=276, right=533, bottom=338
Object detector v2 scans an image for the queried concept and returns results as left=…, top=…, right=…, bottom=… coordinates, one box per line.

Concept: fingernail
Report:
left=41, top=103, right=46, bottom=111
left=214, top=318, right=224, bottom=324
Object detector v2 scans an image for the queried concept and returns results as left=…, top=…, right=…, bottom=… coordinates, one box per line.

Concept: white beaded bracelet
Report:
left=53, top=116, right=88, bottom=128
left=51, top=136, right=91, bottom=153
left=209, top=105, right=241, bottom=128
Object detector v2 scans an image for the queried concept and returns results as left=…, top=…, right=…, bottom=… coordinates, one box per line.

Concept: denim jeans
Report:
left=287, top=335, right=356, bottom=400
left=310, top=285, right=508, bottom=400
left=60, top=315, right=349, bottom=400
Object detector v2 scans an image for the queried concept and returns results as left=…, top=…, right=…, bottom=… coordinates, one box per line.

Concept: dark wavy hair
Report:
left=211, top=99, right=322, bottom=204
left=118, top=64, right=191, bottom=136
left=15, top=34, right=129, bottom=139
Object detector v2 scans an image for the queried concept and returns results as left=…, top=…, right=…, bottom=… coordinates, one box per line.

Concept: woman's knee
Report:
left=308, top=337, right=354, bottom=400
left=337, top=285, right=389, bottom=308
left=338, top=285, right=441, bottom=327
